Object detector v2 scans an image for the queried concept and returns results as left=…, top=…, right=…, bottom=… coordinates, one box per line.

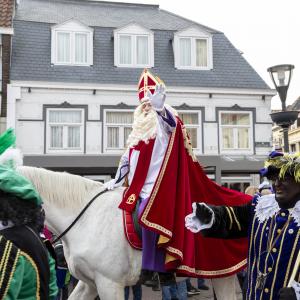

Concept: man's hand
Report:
left=278, top=287, right=297, bottom=300
left=195, top=203, right=213, bottom=224
left=147, top=84, right=166, bottom=112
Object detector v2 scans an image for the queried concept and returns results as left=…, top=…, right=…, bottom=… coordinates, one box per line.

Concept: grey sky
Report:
left=95, top=0, right=300, bottom=109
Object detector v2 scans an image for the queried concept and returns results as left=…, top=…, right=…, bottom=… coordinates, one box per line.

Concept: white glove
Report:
left=147, top=84, right=166, bottom=112
left=103, top=179, right=116, bottom=190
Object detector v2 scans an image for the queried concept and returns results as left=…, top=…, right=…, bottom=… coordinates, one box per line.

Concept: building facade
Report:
left=272, top=98, right=300, bottom=153
left=6, top=0, right=275, bottom=187
left=0, top=0, right=15, bottom=132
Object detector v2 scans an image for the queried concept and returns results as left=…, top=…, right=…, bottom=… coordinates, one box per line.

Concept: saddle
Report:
left=122, top=200, right=142, bottom=250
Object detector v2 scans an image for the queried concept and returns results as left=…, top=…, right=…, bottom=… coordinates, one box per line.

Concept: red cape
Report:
left=139, top=119, right=251, bottom=278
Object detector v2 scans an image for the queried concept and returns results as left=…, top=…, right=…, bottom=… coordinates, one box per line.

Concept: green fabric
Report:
left=4, top=253, right=37, bottom=300
left=48, top=253, right=59, bottom=300
left=0, top=128, right=16, bottom=155
left=4, top=251, right=58, bottom=300
left=0, top=165, right=42, bottom=205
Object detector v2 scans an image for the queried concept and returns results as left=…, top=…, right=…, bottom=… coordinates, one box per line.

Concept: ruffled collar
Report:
left=255, top=194, right=300, bottom=226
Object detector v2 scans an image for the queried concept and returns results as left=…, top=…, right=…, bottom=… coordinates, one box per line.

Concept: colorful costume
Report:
left=0, top=129, right=58, bottom=300
left=108, top=69, right=251, bottom=278
left=186, top=152, right=300, bottom=299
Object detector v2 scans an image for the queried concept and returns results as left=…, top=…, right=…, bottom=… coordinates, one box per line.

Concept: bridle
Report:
left=52, top=189, right=108, bottom=244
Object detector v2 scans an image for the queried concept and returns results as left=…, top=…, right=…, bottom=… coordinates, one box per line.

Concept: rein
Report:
left=52, top=188, right=108, bottom=244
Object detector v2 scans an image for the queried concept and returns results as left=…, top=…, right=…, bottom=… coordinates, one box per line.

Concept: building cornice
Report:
left=10, top=81, right=276, bottom=96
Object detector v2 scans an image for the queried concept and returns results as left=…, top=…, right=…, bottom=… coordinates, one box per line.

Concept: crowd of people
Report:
left=0, top=69, right=299, bottom=300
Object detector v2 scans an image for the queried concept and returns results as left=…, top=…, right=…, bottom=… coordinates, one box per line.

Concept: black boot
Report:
left=158, top=272, right=176, bottom=286
left=138, top=270, right=160, bottom=290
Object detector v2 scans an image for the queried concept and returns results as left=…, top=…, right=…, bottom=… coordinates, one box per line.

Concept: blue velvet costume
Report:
left=201, top=194, right=300, bottom=300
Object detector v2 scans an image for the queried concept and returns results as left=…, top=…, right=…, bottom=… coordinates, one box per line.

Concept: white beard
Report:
left=126, top=105, right=158, bottom=148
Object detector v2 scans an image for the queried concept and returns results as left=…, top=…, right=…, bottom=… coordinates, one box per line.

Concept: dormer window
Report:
left=114, top=23, right=154, bottom=68
left=174, top=27, right=213, bottom=70
left=51, top=20, right=93, bottom=66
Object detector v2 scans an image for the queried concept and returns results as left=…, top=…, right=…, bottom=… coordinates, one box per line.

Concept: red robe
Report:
left=138, top=118, right=251, bottom=278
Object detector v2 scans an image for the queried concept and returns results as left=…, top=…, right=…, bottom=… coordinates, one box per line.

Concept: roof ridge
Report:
left=159, top=8, right=221, bottom=34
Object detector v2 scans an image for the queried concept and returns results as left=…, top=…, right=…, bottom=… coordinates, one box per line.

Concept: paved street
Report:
left=130, top=278, right=243, bottom=300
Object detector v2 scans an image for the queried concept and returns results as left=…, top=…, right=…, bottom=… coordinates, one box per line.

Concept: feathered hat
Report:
left=0, top=128, right=42, bottom=205
left=137, top=69, right=165, bottom=102
left=260, top=151, right=300, bottom=182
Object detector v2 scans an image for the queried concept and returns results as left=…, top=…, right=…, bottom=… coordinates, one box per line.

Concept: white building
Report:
left=6, top=0, right=275, bottom=188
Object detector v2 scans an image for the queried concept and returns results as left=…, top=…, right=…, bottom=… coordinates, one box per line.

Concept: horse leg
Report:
left=96, top=275, right=124, bottom=300
left=68, top=280, right=98, bottom=300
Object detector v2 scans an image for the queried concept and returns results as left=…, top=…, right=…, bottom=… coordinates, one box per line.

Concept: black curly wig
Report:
left=0, top=190, right=45, bottom=232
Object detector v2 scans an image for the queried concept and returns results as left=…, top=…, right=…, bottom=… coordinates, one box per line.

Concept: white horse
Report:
left=18, top=166, right=142, bottom=300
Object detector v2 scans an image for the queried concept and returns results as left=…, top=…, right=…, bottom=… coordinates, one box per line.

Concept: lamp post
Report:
left=268, top=64, right=297, bottom=152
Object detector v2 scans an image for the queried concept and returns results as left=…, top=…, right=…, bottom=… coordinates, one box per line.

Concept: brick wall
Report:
left=1, top=34, right=11, bottom=117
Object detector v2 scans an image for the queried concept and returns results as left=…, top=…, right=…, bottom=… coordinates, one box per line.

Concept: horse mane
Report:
left=18, top=166, right=103, bottom=210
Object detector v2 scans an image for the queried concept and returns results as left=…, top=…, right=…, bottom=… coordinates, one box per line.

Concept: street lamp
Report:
left=268, top=64, right=297, bottom=152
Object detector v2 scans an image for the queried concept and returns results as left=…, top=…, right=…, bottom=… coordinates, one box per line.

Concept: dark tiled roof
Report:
left=15, top=0, right=218, bottom=32
left=0, top=0, right=14, bottom=27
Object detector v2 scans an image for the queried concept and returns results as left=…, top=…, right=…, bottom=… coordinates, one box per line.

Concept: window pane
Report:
left=238, top=128, right=249, bottom=148
left=236, top=114, right=250, bottom=125
left=196, top=39, right=207, bottom=67
left=221, top=113, right=250, bottom=125
left=107, top=127, right=119, bottom=148
left=68, top=126, right=80, bottom=148
left=106, top=112, right=133, bottom=124
left=124, top=127, right=132, bottom=148
left=137, top=36, right=148, bottom=65
left=57, top=32, right=70, bottom=63
left=75, top=33, right=88, bottom=64
left=50, top=126, right=63, bottom=148
left=120, top=36, right=131, bottom=64
left=49, top=111, right=82, bottom=123
left=222, top=128, right=234, bottom=148
left=186, top=127, right=197, bottom=148
left=179, top=38, right=191, bottom=66
left=178, top=113, right=198, bottom=124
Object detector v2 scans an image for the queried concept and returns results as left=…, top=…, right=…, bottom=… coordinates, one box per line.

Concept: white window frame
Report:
left=104, top=109, right=134, bottom=153
left=219, top=111, right=253, bottom=154
left=114, top=23, right=154, bottom=68
left=51, top=20, right=93, bottom=66
left=46, top=108, right=85, bottom=154
left=178, top=110, right=202, bottom=154
left=174, top=26, right=213, bottom=70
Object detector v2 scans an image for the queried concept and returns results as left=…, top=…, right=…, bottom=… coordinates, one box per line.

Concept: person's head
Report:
left=261, top=151, right=300, bottom=209
left=244, top=185, right=259, bottom=196
left=0, top=165, right=44, bottom=231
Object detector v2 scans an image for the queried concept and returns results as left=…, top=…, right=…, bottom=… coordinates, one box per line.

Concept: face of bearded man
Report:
left=126, top=100, right=158, bottom=148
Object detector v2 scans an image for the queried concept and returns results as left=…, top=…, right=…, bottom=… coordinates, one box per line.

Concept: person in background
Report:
left=0, top=128, right=58, bottom=299
left=124, top=283, right=142, bottom=300
left=186, top=151, right=300, bottom=300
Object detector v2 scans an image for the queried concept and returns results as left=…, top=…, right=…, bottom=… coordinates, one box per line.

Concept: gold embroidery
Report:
left=126, top=194, right=136, bottom=205
left=21, top=252, right=40, bottom=300
left=0, top=242, right=12, bottom=288
left=284, top=231, right=300, bottom=286
left=177, top=258, right=247, bottom=276
left=166, top=246, right=183, bottom=259
left=229, top=207, right=242, bottom=231
left=248, top=220, right=267, bottom=300
left=269, top=219, right=289, bottom=300
left=225, top=207, right=233, bottom=230
left=2, top=249, right=20, bottom=299
left=140, top=125, right=176, bottom=237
